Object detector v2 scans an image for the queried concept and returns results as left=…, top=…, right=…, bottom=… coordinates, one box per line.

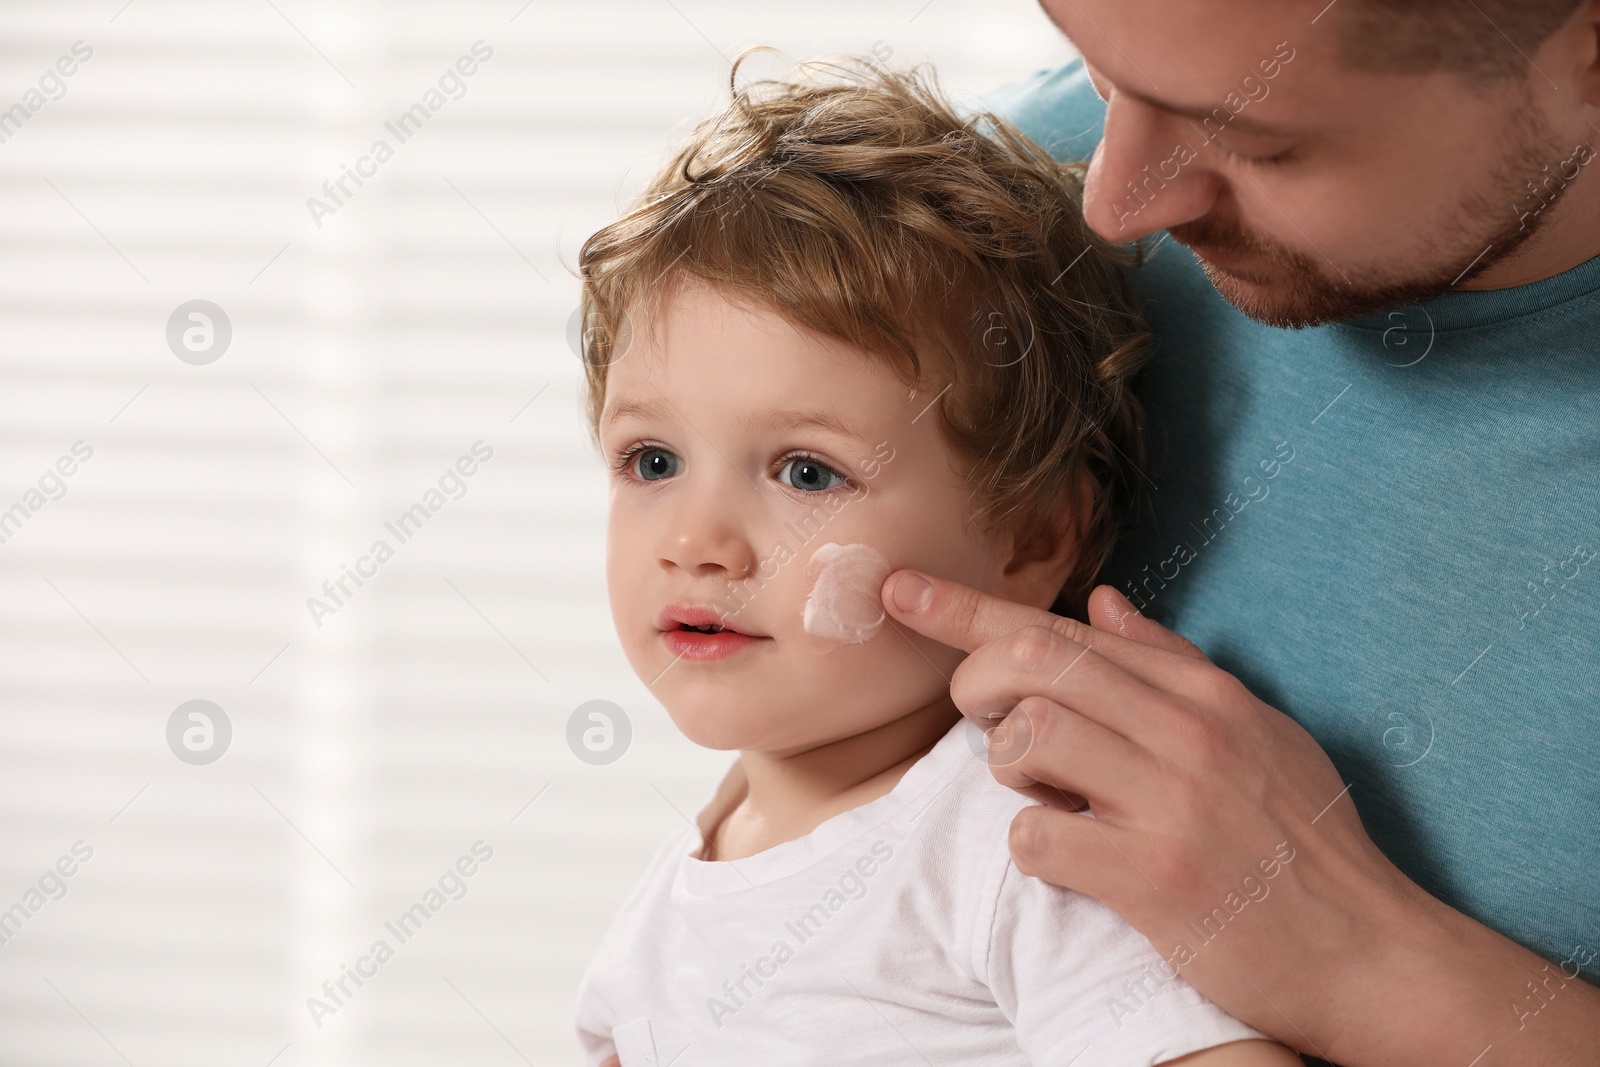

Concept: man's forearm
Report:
left=1328, top=872, right=1600, bottom=1067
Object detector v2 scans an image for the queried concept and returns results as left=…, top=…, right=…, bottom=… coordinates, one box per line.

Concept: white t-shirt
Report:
left=575, top=718, right=1262, bottom=1066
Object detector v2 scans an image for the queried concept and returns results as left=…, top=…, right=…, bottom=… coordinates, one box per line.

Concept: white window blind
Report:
left=0, top=2, right=1072, bottom=1063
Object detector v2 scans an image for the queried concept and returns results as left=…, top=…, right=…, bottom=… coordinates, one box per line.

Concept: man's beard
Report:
left=1166, top=119, right=1578, bottom=329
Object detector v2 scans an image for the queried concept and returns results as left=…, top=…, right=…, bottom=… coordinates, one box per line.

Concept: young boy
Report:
left=572, top=52, right=1298, bottom=1067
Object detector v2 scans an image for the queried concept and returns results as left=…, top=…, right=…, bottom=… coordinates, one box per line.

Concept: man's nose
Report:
left=1081, top=93, right=1223, bottom=243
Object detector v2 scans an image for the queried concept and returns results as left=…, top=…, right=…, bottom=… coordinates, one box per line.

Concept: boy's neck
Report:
left=703, top=699, right=963, bottom=862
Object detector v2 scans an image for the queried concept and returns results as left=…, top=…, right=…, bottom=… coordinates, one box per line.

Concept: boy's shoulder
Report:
left=887, top=719, right=1043, bottom=847
left=575, top=819, right=697, bottom=986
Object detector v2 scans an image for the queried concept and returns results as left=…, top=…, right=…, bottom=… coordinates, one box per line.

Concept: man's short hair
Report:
left=577, top=51, right=1152, bottom=609
left=1341, top=0, right=1584, bottom=80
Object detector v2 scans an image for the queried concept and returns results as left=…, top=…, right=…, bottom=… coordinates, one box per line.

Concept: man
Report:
left=876, top=1, right=1600, bottom=1064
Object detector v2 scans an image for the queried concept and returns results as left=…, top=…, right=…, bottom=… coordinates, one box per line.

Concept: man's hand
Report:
left=881, top=569, right=1600, bottom=1067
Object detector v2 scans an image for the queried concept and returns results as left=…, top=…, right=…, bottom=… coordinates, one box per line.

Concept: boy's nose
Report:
left=656, top=491, right=759, bottom=582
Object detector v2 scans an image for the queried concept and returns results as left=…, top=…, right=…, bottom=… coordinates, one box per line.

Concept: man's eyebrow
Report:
left=1118, top=83, right=1299, bottom=139
left=1036, top=2, right=1296, bottom=137
left=601, top=397, right=870, bottom=448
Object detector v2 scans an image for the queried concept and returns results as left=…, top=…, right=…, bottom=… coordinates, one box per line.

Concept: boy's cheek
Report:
left=798, top=637, right=958, bottom=738
left=604, top=530, right=657, bottom=656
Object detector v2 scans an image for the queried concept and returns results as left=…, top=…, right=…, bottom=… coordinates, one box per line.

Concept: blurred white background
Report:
left=0, top=1, right=1072, bottom=1063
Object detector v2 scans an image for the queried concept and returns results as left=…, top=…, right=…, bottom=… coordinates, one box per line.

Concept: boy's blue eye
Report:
left=635, top=447, right=679, bottom=481
left=779, top=456, right=843, bottom=492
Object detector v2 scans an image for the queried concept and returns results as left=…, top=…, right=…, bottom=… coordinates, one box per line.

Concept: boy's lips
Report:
left=656, top=604, right=764, bottom=637
left=661, top=627, right=764, bottom=661
left=656, top=603, right=769, bottom=663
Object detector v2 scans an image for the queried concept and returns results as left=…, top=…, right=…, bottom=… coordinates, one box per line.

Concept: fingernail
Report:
left=892, top=573, right=932, bottom=613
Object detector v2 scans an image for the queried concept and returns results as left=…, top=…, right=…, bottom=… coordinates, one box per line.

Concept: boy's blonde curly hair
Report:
left=577, top=50, right=1150, bottom=613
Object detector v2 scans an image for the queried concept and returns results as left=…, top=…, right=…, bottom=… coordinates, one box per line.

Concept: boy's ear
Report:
left=994, top=476, right=1090, bottom=613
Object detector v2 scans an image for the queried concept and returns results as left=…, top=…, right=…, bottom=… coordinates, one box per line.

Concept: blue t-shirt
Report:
left=984, top=60, right=1600, bottom=983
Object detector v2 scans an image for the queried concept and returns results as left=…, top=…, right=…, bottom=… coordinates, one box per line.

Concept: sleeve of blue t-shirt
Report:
left=975, top=58, right=1106, bottom=165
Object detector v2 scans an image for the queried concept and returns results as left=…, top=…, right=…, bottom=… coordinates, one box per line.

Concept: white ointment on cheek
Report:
left=802, top=542, right=892, bottom=644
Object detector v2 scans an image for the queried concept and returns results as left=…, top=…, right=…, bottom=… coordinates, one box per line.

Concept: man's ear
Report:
left=1578, top=0, right=1600, bottom=108
left=1545, top=0, right=1600, bottom=108
left=993, top=477, right=1090, bottom=613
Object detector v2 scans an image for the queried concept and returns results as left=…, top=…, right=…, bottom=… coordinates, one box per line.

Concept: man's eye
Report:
left=777, top=455, right=845, bottom=492
left=1214, top=138, right=1296, bottom=167
left=634, top=447, right=679, bottom=481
